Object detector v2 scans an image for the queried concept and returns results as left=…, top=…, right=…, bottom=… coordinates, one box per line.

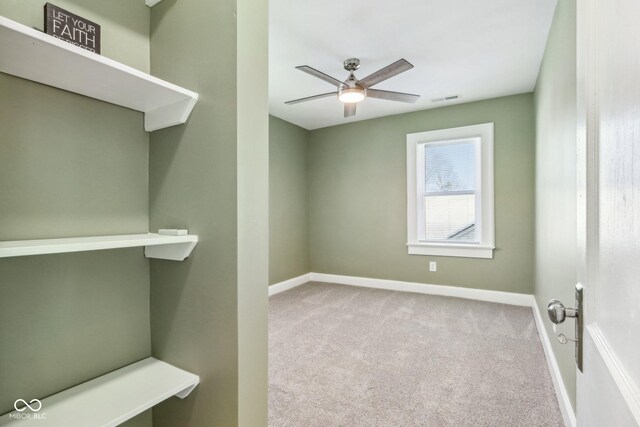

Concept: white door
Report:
left=576, top=0, right=640, bottom=425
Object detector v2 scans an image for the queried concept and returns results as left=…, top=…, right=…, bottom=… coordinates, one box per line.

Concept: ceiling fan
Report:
left=285, top=58, right=420, bottom=118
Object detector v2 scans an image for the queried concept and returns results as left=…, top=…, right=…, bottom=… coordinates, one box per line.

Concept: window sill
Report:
left=407, top=243, right=494, bottom=259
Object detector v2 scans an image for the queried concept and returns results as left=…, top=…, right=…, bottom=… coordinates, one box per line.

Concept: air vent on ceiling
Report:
left=432, top=95, right=460, bottom=103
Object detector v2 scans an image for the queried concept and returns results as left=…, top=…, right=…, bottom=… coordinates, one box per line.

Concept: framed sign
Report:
left=44, top=3, right=101, bottom=54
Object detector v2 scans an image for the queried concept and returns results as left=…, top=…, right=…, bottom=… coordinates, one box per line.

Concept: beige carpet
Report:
left=269, top=282, right=563, bottom=427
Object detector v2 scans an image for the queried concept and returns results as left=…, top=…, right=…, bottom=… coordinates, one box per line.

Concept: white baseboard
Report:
left=269, top=273, right=311, bottom=296
left=309, top=272, right=533, bottom=306
left=269, top=271, right=576, bottom=426
left=531, top=299, right=577, bottom=427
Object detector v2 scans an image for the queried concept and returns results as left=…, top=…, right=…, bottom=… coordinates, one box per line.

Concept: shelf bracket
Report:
left=145, top=0, right=163, bottom=7
left=174, top=381, right=199, bottom=399
left=145, top=240, right=197, bottom=261
left=145, top=97, right=198, bottom=132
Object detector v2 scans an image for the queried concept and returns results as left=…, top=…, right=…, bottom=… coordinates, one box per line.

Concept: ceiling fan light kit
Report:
left=338, top=87, right=366, bottom=103
left=286, top=57, right=420, bottom=118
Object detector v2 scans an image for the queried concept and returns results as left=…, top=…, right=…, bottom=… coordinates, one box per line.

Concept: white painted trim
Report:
left=531, top=299, right=577, bottom=427
left=268, top=273, right=310, bottom=296
left=587, top=324, right=640, bottom=423
left=406, top=123, right=495, bottom=259
left=407, top=243, right=494, bottom=258
left=145, top=0, right=163, bottom=7
left=309, top=272, right=531, bottom=306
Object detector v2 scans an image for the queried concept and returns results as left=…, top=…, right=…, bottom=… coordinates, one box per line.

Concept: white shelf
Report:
left=0, top=16, right=198, bottom=132
left=0, top=358, right=199, bottom=427
left=0, top=233, right=198, bottom=261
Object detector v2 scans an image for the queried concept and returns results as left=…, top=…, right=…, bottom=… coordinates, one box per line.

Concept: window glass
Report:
left=423, top=139, right=478, bottom=242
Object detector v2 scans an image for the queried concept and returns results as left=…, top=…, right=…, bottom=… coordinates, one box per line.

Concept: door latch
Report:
left=547, top=284, right=584, bottom=372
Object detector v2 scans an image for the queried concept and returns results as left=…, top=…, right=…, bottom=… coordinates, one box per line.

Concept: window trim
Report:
left=406, top=123, right=495, bottom=259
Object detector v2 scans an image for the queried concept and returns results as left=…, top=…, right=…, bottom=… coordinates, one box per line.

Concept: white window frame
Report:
left=406, top=123, right=495, bottom=259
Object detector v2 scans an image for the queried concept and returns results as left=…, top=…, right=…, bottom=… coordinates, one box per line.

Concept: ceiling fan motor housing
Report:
left=344, top=73, right=360, bottom=88
left=340, top=63, right=366, bottom=102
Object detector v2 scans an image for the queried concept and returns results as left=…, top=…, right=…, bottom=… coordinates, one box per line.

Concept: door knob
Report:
left=547, top=299, right=578, bottom=324
left=546, top=284, right=584, bottom=372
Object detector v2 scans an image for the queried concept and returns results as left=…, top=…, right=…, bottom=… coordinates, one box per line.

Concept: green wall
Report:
left=307, top=94, right=535, bottom=293
left=1, top=0, right=150, bottom=73
left=534, top=0, right=577, bottom=410
left=237, top=0, right=269, bottom=421
left=149, top=0, right=268, bottom=425
left=269, top=116, right=310, bottom=285
left=0, top=2, right=152, bottom=425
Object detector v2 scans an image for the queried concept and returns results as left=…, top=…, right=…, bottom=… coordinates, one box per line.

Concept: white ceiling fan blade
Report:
left=367, top=89, right=420, bottom=103
left=285, top=92, right=337, bottom=105
left=296, top=66, right=345, bottom=88
left=357, top=59, right=414, bottom=88
left=344, top=103, right=357, bottom=118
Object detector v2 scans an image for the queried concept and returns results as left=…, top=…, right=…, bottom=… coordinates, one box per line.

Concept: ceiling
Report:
left=269, top=0, right=557, bottom=130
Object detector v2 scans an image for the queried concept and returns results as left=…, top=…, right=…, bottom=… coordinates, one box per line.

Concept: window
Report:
left=406, top=123, right=494, bottom=258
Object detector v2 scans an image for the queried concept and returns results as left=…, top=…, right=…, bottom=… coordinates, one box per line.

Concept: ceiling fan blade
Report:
left=296, top=66, right=345, bottom=88
left=367, top=89, right=420, bottom=104
left=344, top=103, right=357, bottom=118
left=285, top=92, right=337, bottom=105
left=357, top=59, right=414, bottom=88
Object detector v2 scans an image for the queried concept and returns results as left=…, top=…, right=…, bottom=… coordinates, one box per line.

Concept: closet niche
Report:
left=0, top=11, right=199, bottom=426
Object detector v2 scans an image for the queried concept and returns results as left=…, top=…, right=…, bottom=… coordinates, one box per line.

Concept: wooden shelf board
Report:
left=0, top=233, right=198, bottom=261
left=0, top=358, right=199, bottom=427
left=0, top=16, right=198, bottom=132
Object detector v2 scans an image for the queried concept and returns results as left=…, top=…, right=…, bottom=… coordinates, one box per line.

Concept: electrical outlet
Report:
left=429, top=261, right=437, bottom=272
